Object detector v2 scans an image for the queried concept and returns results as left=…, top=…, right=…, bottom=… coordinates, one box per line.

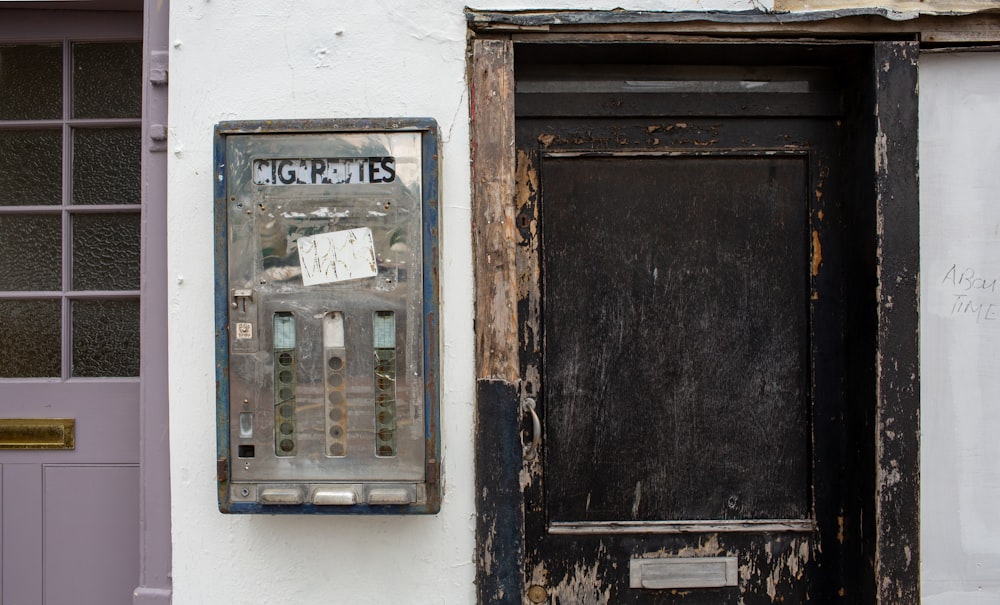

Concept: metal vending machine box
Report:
left=214, top=119, right=440, bottom=513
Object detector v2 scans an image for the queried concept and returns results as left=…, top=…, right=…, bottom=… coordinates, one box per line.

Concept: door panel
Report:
left=2, top=464, right=43, bottom=605
left=3, top=384, right=140, bottom=463
left=516, top=110, right=845, bottom=603
left=1, top=464, right=140, bottom=605
left=44, top=466, right=140, bottom=605
left=542, top=154, right=810, bottom=524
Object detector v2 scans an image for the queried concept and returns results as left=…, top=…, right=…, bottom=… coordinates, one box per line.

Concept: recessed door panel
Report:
left=542, top=153, right=811, bottom=525
left=44, top=466, right=140, bottom=605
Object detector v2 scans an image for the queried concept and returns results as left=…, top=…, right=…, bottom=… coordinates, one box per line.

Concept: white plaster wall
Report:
left=920, top=51, right=1000, bottom=604
left=167, top=1, right=762, bottom=604
left=169, top=3, right=1000, bottom=604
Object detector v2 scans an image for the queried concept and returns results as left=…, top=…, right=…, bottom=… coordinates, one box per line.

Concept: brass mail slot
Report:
left=0, top=418, right=75, bottom=450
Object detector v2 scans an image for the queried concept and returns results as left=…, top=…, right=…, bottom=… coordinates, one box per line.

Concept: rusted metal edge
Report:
left=466, top=8, right=997, bottom=30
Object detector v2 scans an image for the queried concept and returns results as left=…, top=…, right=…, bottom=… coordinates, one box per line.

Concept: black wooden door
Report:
left=513, top=61, right=849, bottom=604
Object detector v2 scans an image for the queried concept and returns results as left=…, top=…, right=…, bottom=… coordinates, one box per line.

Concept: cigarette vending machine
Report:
left=214, top=119, right=440, bottom=513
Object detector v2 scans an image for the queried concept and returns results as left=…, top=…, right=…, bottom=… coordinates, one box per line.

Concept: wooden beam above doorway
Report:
left=466, top=8, right=1000, bottom=44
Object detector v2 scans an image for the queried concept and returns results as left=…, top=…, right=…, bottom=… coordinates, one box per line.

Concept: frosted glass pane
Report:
left=72, top=213, right=141, bottom=290
left=0, top=299, right=61, bottom=377
left=0, top=130, right=62, bottom=206
left=0, top=44, right=62, bottom=120
left=72, top=42, right=142, bottom=119
left=72, top=299, right=139, bottom=377
left=0, top=214, right=62, bottom=291
left=72, top=128, right=141, bottom=205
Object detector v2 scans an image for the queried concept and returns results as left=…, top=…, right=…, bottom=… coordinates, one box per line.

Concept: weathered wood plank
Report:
left=873, top=40, right=921, bottom=605
left=472, top=36, right=524, bottom=605
left=474, top=379, right=524, bottom=605
left=471, top=37, right=519, bottom=383
left=469, top=9, right=1000, bottom=43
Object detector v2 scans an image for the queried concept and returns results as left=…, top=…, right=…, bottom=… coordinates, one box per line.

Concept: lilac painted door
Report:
left=0, top=12, right=145, bottom=605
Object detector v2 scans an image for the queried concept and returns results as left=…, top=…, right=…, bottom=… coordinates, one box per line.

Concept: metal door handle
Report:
left=522, top=397, right=541, bottom=460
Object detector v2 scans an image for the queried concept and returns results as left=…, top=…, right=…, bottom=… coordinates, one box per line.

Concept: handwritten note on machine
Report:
left=297, top=228, right=378, bottom=286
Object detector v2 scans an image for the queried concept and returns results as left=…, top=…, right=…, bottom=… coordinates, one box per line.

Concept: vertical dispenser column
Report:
left=373, top=311, right=397, bottom=457
left=273, top=312, right=297, bottom=457
left=324, top=312, right=348, bottom=457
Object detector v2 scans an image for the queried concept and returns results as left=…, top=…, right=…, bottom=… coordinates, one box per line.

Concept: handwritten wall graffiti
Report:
left=941, top=264, right=1000, bottom=322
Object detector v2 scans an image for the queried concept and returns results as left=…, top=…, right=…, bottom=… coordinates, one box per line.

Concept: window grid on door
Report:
left=0, top=39, right=142, bottom=379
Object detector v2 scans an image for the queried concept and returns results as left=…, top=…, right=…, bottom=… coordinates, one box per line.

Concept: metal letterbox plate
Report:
left=629, top=556, right=738, bottom=589
left=0, top=418, right=75, bottom=449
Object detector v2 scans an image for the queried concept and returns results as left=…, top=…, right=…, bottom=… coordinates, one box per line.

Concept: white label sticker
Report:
left=235, top=322, right=253, bottom=340
left=298, top=227, right=378, bottom=286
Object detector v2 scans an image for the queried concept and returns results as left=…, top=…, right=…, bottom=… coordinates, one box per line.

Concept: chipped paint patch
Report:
left=639, top=534, right=726, bottom=559
left=518, top=465, right=535, bottom=490
left=481, top=518, right=496, bottom=575
left=812, top=229, right=823, bottom=276
left=528, top=561, right=549, bottom=601
left=738, top=536, right=817, bottom=602
left=875, top=130, right=889, bottom=174
left=546, top=559, right=612, bottom=605
left=312, top=46, right=332, bottom=69
left=515, top=147, right=543, bottom=491
left=678, top=534, right=725, bottom=558
left=631, top=481, right=642, bottom=519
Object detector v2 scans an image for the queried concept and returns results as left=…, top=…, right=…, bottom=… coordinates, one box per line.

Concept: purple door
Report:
left=0, top=12, right=146, bottom=605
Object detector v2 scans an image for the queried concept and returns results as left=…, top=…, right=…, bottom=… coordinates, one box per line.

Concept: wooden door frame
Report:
left=137, top=0, right=172, bottom=603
left=467, top=10, right=953, bottom=604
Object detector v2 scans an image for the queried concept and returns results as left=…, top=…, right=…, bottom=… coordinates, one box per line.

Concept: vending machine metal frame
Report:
left=214, top=118, right=441, bottom=514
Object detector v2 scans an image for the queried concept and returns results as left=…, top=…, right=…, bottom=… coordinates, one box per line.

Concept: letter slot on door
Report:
left=214, top=119, right=440, bottom=514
